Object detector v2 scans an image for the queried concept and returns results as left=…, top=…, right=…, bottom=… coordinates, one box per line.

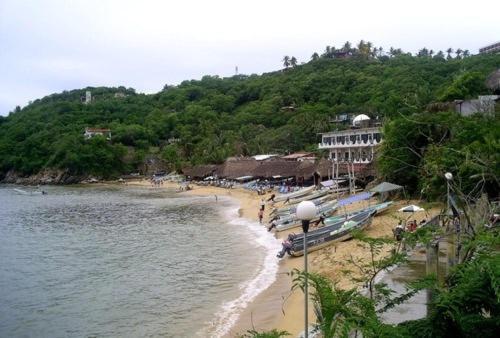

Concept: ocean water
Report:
left=0, top=185, right=281, bottom=338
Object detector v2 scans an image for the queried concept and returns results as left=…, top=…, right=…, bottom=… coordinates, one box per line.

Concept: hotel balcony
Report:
left=318, top=138, right=381, bottom=149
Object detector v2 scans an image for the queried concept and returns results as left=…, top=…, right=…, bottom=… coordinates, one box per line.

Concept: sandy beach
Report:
left=125, top=179, right=440, bottom=337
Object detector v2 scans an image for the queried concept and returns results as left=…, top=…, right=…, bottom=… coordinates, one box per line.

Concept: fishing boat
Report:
left=273, top=186, right=315, bottom=202
left=324, top=201, right=393, bottom=225
left=271, top=194, right=336, bottom=217
left=286, top=189, right=330, bottom=204
left=12, top=188, right=46, bottom=195
left=275, top=200, right=338, bottom=232
left=287, top=210, right=374, bottom=256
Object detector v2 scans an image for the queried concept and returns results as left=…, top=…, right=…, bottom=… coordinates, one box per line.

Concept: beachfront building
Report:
left=84, top=128, right=112, bottom=140
left=318, top=115, right=382, bottom=164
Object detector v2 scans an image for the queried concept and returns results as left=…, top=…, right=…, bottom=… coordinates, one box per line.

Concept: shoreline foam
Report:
left=122, top=179, right=441, bottom=337
left=200, top=199, right=281, bottom=337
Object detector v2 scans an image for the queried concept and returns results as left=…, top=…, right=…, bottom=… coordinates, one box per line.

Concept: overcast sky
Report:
left=0, top=0, right=499, bottom=115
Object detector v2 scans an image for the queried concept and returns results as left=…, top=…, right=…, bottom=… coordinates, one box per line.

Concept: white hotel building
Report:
left=318, top=115, right=383, bottom=164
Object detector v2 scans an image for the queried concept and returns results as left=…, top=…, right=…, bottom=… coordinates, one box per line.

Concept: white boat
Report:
left=271, top=194, right=336, bottom=216
left=275, top=200, right=338, bottom=232
left=273, top=186, right=315, bottom=202
left=287, top=211, right=374, bottom=256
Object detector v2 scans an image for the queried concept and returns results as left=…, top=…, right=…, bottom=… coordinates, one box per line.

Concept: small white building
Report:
left=455, top=95, right=500, bottom=116
left=318, top=115, right=382, bottom=164
left=84, top=128, right=112, bottom=140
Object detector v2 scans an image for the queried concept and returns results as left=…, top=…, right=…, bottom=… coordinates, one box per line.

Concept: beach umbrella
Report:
left=398, top=205, right=424, bottom=212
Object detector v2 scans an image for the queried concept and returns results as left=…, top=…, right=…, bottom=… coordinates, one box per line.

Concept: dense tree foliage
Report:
left=379, top=111, right=500, bottom=198
left=0, top=47, right=499, bottom=182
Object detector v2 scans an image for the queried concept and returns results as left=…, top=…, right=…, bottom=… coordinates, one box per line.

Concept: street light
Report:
left=445, top=172, right=453, bottom=214
left=296, top=200, right=317, bottom=338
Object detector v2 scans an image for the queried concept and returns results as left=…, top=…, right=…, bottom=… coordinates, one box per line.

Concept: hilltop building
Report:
left=84, top=128, right=112, bottom=140
left=479, top=42, right=500, bottom=55
left=82, top=90, right=92, bottom=104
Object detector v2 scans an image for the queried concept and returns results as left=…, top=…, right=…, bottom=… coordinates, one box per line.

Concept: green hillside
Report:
left=1, top=48, right=499, bottom=195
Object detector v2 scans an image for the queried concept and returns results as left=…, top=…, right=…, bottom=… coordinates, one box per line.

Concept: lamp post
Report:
left=296, top=200, right=317, bottom=338
left=445, top=172, right=453, bottom=214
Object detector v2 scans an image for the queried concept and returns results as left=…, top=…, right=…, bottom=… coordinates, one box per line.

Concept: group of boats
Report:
left=269, top=186, right=393, bottom=257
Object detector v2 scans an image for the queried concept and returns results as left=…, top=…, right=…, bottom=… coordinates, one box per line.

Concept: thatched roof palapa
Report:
left=296, top=158, right=333, bottom=178
left=252, top=160, right=301, bottom=178
left=182, top=165, right=217, bottom=178
left=215, top=157, right=259, bottom=179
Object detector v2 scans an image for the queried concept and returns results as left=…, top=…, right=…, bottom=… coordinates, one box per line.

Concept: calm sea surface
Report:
left=0, top=185, right=280, bottom=338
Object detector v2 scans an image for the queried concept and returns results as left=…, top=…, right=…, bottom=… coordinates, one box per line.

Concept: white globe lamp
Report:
left=296, top=200, right=316, bottom=338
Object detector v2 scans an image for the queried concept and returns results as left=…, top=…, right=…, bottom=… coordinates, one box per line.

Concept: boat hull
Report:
left=288, top=215, right=373, bottom=256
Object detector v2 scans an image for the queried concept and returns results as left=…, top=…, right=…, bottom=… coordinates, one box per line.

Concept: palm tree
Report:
left=436, top=50, right=445, bottom=59
left=463, top=49, right=470, bottom=58
left=455, top=48, right=463, bottom=59
left=311, top=52, right=320, bottom=61
left=282, top=55, right=290, bottom=69
left=292, top=270, right=377, bottom=338
left=290, top=56, right=298, bottom=68
left=389, top=47, right=395, bottom=57
left=418, top=47, right=429, bottom=57
left=357, top=40, right=366, bottom=56
left=446, top=48, right=453, bottom=59
left=377, top=46, right=384, bottom=57
left=429, top=49, right=434, bottom=58
left=342, top=41, right=352, bottom=53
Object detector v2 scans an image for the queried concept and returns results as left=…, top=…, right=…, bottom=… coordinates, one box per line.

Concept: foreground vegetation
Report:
left=0, top=42, right=499, bottom=197
left=244, top=193, right=499, bottom=338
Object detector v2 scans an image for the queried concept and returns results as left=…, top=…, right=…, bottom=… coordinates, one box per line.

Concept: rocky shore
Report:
left=0, top=169, right=87, bottom=185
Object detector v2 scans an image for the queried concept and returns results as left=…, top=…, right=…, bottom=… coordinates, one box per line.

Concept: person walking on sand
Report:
left=260, top=199, right=265, bottom=211
left=258, top=209, right=264, bottom=224
left=393, top=221, right=404, bottom=241
left=215, top=195, right=218, bottom=203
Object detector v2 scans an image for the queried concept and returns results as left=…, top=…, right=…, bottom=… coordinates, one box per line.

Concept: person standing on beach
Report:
left=260, top=199, right=265, bottom=211
left=258, top=209, right=264, bottom=224
left=215, top=195, right=218, bottom=203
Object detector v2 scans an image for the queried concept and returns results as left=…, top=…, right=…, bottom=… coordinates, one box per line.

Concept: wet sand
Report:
left=124, top=179, right=440, bottom=337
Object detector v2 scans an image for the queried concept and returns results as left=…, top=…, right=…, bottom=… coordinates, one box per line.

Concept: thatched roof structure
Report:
left=252, top=160, right=301, bottom=178
left=486, top=69, right=500, bottom=93
left=215, top=157, right=259, bottom=179
left=296, top=159, right=339, bottom=179
left=182, top=165, right=217, bottom=179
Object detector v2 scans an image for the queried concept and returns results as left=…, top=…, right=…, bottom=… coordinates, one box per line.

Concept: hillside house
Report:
left=84, top=128, right=112, bottom=140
